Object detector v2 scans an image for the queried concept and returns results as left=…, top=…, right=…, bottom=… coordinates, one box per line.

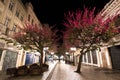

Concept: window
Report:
left=15, top=10, right=19, bottom=17
left=8, top=1, right=14, bottom=11
left=12, top=24, right=16, bottom=32
left=87, top=52, right=91, bottom=63
left=4, top=17, right=10, bottom=27
left=91, top=50, right=97, bottom=64
left=20, top=16, right=23, bottom=21
left=4, top=18, right=10, bottom=35
left=115, top=15, right=120, bottom=27
left=32, top=19, right=34, bottom=25
left=28, top=14, right=30, bottom=21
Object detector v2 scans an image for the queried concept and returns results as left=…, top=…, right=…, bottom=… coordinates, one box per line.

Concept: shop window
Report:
left=2, top=50, right=18, bottom=70
left=91, top=50, right=97, bottom=64
left=84, top=53, right=87, bottom=62
left=87, top=52, right=91, bottom=63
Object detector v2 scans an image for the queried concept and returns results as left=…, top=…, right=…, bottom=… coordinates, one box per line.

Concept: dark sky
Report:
left=22, top=0, right=110, bottom=45
left=23, top=0, right=110, bottom=26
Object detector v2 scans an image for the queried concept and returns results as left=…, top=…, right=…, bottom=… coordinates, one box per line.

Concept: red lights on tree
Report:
left=13, top=23, right=57, bottom=71
left=63, top=7, right=119, bottom=73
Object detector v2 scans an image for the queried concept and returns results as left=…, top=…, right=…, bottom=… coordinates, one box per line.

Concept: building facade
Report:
left=0, top=0, right=41, bottom=70
left=100, top=0, right=120, bottom=70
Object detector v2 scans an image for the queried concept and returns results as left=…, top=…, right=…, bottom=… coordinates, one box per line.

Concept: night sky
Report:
left=22, top=0, right=110, bottom=26
left=22, top=0, right=110, bottom=45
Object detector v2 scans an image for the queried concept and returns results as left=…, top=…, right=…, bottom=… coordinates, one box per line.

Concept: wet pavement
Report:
left=50, top=61, right=120, bottom=80
left=0, top=61, right=58, bottom=80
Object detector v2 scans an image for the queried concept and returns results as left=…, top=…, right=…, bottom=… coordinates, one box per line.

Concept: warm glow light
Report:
left=44, top=47, right=49, bottom=50
left=70, top=47, right=76, bottom=51
left=60, top=55, right=64, bottom=58
left=51, top=52, right=54, bottom=54
left=66, top=52, right=69, bottom=54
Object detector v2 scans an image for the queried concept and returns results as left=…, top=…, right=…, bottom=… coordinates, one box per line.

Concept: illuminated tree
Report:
left=13, top=23, right=56, bottom=70
left=63, top=7, right=119, bottom=73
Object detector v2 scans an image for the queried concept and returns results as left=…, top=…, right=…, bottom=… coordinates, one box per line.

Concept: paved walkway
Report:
left=0, top=61, right=58, bottom=80
left=50, top=61, right=120, bottom=80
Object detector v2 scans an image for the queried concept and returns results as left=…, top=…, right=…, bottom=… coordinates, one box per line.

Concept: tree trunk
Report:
left=75, top=54, right=83, bottom=73
left=39, top=50, right=43, bottom=72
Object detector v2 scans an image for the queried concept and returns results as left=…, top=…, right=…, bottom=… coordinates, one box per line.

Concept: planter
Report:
left=42, top=64, right=49, bottom=71
left=6, top=67, right=17, bottom=76
left=17, top=65, right=28, bottom=76
left=29, top=63, right=41, bottom=76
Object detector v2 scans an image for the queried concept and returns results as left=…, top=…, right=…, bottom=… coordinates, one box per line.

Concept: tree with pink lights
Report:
left=63, top=7, right=119, bottom=73
left=13, top=23, right=57, bottom=70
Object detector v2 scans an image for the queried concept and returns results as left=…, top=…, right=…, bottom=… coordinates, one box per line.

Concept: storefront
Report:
left=25, top=52, right=40, bottom=65
left=2, top=50, right=18, bottom=70
left=108, top=45, right=120, bottom=69
left=82, top=50, right=99, bottom=66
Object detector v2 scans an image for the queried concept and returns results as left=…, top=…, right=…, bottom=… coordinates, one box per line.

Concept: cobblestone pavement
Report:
left=50, top=61, right=120, bottom=80
left=0, top=61, right=58, bottom=80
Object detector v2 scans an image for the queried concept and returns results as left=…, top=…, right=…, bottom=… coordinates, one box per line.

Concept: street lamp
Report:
left=70, top=47, right=76, bottom=65
left=43, top=47, right=49, bottom=63
left=44, top=47, right=49, bottom=50
left=65, top=52, right=69, bottom=64
left=65, top=52, right=69, bottom=55
left=51, top=52, right=54, bottom=59
left=51, top=52, right=54, bottom=55
left=50, top=52, right=54, bottom=62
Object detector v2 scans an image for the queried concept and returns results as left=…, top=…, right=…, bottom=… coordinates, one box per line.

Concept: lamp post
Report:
left=51, top=52, right=54, bottom=58
left=65, top=52, right=69, bottom=63
left=51, top=52, right=54, bottom=62
left=43, top=47, right=49, bottom=64
left=70, top=47, right=76, bottom=65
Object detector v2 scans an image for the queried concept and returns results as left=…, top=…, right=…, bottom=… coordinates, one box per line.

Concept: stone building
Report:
left=100, top=0, right=120, bottom=70
left=0, top=0, right=41, bottom=70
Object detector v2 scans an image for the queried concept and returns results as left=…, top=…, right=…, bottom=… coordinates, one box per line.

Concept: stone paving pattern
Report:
left=50, top=61, right=120, bottom=80
left=1, top=60, right=120, bottom=80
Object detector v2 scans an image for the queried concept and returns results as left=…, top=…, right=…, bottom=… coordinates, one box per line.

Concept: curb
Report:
left=46, top=62, right=58, bottom=80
